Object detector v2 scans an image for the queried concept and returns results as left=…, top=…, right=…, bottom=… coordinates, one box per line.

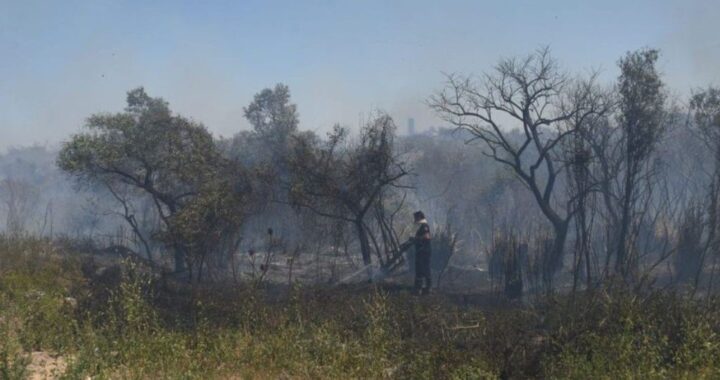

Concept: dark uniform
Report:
left=414, top=219, right=432, bottom=294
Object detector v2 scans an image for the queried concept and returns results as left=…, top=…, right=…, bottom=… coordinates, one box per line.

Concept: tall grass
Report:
left=1, top=235, right=719, bottom=379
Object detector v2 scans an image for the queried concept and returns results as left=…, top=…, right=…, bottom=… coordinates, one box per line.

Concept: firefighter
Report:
left=411, top=211, right=432, bottom=295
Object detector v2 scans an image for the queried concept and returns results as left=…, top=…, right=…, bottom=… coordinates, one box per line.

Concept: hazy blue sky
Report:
left=1, top=0, right=719, bottom=150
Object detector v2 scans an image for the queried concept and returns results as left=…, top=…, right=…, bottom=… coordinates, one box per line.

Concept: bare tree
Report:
left=562, top=82, right=614, bottom=291
left=430, top=48, right=600, bottom=280
left=689, top=86, right=720, bottom=291
left=0, top=179, right=39, bottom=235
left=103, top=183, right=155, bottom=264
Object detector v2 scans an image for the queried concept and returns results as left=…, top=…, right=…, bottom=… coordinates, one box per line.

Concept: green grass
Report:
left=1, top=235, right=719, bottom=379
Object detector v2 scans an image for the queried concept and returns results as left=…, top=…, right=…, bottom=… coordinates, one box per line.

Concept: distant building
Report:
left=407, top=118, right=416, bottom=135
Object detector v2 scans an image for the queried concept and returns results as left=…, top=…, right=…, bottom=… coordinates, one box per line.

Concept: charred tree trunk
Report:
left=547, top=221, right=570, bottom=293
left=355, top=218, right=372, bottom=267
left=174, top=246, right=186, bottom=274
left=615, top=165, right=636, bottom=280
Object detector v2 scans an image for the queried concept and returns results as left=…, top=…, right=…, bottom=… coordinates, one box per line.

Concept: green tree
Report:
left=244, top=84, right=298, bottom=146
left=223, top=84, right=317, bottom=242
left=613, top=48, right=667, bottom=279
left=58, top=88, right=251, bottom=279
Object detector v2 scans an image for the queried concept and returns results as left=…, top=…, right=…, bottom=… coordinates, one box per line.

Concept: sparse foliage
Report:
left=612, top=48, right=668, bottom=279
left=288, top=114, right=410, bottom=269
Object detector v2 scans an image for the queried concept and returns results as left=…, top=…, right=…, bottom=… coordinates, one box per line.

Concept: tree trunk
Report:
left=615, top=170, right=635, bottom=280
left=547, top=221, right=569, bottom=292
left=552, top=222, right=569, bottom=264
left=174, top=246, right=186, bottom=273
left=355, top=219, right=372, bottom=266
left=355, top=218, right=374, bottom=282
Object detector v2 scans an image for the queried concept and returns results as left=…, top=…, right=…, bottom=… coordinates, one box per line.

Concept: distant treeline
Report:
left=1, top=47, right=719, bottom=294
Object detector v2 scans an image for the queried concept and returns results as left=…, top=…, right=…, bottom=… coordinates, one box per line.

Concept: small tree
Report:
left=0, top=179, right=39, bottom=235
left=288, top=114, right=410, bottom=269
left=562, top=81, right=614, bottom=291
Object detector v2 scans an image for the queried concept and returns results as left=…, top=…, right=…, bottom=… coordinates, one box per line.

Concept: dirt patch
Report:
left=26, top=351, right=67, bottom=380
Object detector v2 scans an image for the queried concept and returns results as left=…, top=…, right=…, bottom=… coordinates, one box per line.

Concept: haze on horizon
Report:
left=1, top=0, right=719, bottom=151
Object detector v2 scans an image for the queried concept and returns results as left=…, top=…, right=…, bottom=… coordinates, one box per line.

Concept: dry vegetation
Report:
left=2, top=235, right=720, bottom=379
